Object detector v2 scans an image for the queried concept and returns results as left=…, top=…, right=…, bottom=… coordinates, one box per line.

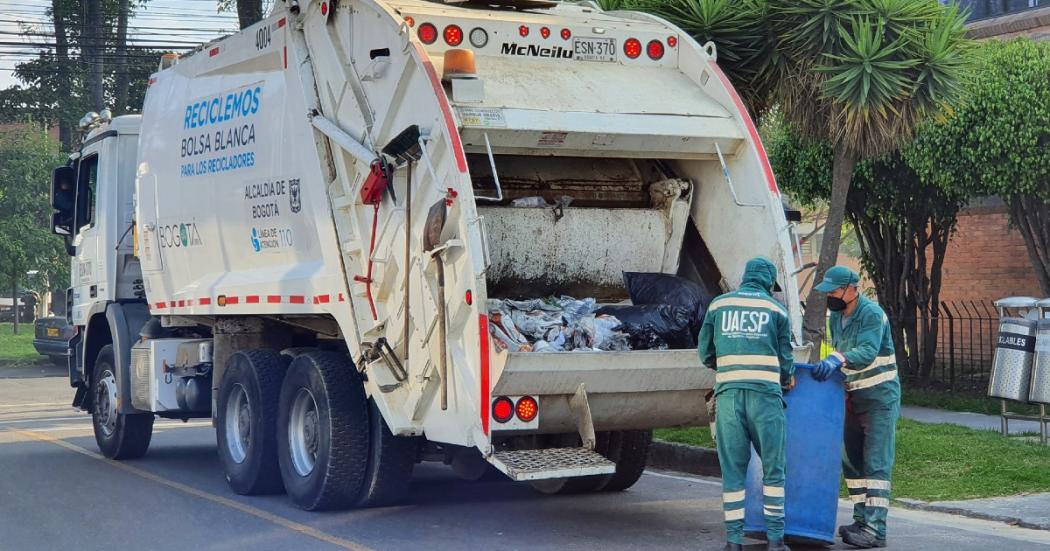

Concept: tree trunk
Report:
left=113, top=0, right=130, bottom=114
left=237, top=0, right=264, bottom=30
left=11, top=273, right=18, bottom=336
left=52, top=0, right=73, bottom=150
left=802, top=146, right=857, bottom=361
left=84, top=0, right=105, bottom=111
left=1010, top=194, right=1050, bottom=296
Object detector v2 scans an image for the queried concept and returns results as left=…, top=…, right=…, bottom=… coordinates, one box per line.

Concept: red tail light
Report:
left=418, top=23, right=437, bottom=44
left=624, top=38, right=641, bottom=59
left=493, top=397, right=514, bottom=423
left=519, top=25, right=529, bottom=37
left=540, top=26, right=551, bottom=39
left=516, top=396, right=538, bottom=422
left=444, top=25, right=463, bottom=46
left=647, top=39, right=664, bottom=60
left=561, top=28, right=571, bottom=40
left=667, top=35, right=677, bottom=48
left=465, top=290, right=473, bottom=305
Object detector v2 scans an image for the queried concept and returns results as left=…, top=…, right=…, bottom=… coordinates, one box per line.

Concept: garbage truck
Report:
left=49, top=0, right=806, bottom=510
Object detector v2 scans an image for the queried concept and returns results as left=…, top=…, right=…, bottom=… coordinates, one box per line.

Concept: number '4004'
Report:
left=256, top=26, right=271, bottom=50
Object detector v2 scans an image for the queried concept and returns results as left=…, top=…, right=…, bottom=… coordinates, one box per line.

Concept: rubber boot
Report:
left=723, top=544, right=743, bottom=551
left=841, top=524, right=886, bottom=548
left=838, top=521, right=864, bottom=538
left=767, top=539, right=790, bottom=551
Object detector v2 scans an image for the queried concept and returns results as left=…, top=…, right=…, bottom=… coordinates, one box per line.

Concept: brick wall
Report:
left=938, top=201, right=1045, bottom=304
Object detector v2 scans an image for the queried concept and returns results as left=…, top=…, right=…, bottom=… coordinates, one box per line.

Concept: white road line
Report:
left=0, top=402, right=70, bottom=408
left=644, top=470, right=722, bottom=487
left=0, top=416, right=88, bottom=425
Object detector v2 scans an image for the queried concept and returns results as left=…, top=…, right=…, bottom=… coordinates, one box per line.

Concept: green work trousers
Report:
left=715, top=387, right=786, bottom=544
left=843, top=387, right=900, bottom=540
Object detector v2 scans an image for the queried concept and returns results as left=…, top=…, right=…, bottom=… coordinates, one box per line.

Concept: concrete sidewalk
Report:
left=900, top=405, right=1042, bottom=434
left=899, top=494, right=1050, bottom=531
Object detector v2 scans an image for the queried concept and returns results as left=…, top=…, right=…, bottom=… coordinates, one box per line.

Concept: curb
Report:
left=647, top=440, right=721, bottom=478
left=894, top=498, right=1050, bottom=531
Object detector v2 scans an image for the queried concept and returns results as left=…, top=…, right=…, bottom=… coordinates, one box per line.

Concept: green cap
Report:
left=814, top=265, right=859, bottom=292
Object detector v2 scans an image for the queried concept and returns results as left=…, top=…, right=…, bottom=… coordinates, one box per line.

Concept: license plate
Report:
left=573, top=37, right=616, bottom=62
left=46, top=327, right=59, bottom=337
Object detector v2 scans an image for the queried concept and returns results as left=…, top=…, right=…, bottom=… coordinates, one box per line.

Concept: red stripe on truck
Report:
left=479, top=313, right=491, bottom=435
left=707, top=60, right=779, bottom=196
left=209, top=47, right=220, bottom=57
left=413, top=43, right=467, bottom=174
left=289, top=295, right=306, bottom=304
left=199, top=297, right=211, bottom=306
left=155, top=302, right=167, bottom=310
left=277, top=18, right=286, bottom=28
left=246, top=295, right=260, bottom=304
left=225, top=296, right=240, bottom=305
left=267, top=295, right=282, bottom=304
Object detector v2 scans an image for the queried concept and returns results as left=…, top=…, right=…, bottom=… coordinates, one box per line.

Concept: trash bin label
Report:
left=998, top=331, right=1036, bottom=352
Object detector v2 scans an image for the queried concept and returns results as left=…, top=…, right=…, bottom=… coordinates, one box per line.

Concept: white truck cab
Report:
left=50, top=0, right=806, bottom=512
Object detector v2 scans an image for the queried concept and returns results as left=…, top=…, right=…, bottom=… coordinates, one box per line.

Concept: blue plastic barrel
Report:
left=743, top=363, right=845, bottom=545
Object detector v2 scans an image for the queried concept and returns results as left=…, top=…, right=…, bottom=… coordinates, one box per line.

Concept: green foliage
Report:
left=0, top=125, right=69, bottom=298
left=0, top=323, right=40, bottom=362
left=907, top=39, right=1050, bottom=202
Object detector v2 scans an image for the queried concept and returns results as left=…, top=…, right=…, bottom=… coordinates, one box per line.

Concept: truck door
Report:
left=70, top=151, right=102, bottom=326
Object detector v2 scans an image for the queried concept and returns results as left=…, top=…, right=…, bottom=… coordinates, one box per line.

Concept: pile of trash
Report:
left=486, top=273, right=712, bottom=353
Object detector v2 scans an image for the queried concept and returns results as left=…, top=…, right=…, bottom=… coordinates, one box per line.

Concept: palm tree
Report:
left=635, top=0, right=970, bottom=356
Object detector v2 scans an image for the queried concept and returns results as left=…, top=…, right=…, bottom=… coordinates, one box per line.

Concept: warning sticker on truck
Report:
left=457, top=107, right=506, bottom=128
left=537, top=132, right=568, bottom=147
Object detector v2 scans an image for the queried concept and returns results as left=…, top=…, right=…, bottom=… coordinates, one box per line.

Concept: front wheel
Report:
left=92, top=345, right=154, bottom=459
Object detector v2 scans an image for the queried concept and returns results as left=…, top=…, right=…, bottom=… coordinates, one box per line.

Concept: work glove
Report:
left=813, top=353, right=844, bottom=382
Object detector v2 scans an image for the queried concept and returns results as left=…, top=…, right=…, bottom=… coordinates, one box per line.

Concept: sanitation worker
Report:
left=811, top=266, right=900, bottom=549
left=699, top=257, right=794, bottom=551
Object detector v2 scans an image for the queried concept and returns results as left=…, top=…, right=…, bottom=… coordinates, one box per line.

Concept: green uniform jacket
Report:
left=829, top=295, right=900, bottom=397
left=698, top=282, right=795, bottom=397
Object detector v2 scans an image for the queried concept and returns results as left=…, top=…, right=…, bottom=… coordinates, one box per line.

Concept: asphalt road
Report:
left=2, top=376, right=1049, bottom=551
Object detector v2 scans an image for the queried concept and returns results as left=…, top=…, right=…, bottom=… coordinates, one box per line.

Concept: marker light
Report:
left=469, top=27, right=489, bottom=48
left=418, top=23, right=438, bottom=44
left=519, top=25, right=529, bottom=37
left=516, top=396, right=538, bottom=422
left=540, top=26, right=551, bottom=39
left=624, top=38, right=641, bottom=59
left=647, top=39, right=664, bottom=60
left=465, top=290, right=473, bottom=305
left=444, top=24, right=463, bottom=47
left=667, top=35, right=677, bottom=48
left=493, top=397, right=514, bottom=423
left=404, top=16, right=415, bottom=27
left=561, top=28, right=571, bottom=40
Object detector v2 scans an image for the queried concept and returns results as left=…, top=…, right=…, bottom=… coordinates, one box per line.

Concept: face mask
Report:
left=827, top=296, right=848, bottom=312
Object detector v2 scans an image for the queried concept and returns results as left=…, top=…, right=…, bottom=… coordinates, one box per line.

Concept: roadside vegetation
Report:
left=655, top=418, right=1050, bottom=501
left=0, top=322, right=41, bottom=365
left=902, top=386, right=1042, bottom=417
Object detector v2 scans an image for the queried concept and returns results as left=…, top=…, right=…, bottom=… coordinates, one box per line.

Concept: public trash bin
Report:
left=988, top=297, right=1040, bottom=402
left=743, top=363, right=845, bottom=545
left=1027, top=299, right=1050, bottom=404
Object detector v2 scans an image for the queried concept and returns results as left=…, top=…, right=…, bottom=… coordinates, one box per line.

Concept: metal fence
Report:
left=913, top=300, right=1000, bottom=391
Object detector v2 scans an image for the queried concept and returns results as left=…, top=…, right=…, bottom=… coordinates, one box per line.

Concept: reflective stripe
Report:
left=845, top=479, right=866, bottom=489
left=763, top=504, right=784, bottom=511
left=709, top=297, right=786, bottom=317
left=842, top=355, right=896, bottom=375
left=723, top=490, right=745, bottom=502
left=716, top=370, right=781, bottom=384
left=717, top=355, right=781, bottom=368
left=850, top=493, right=867, bottom=503
left=847, top=369, right=898, bottom=391
left=866, top=497, right=890, bottom=508
left=763, top=507, right=784, bottom=516
left=866, top=479, right=891, bottom=491
left=763, top=485, right=785, bottom=498
left=725, top=508, right=745, bottom=521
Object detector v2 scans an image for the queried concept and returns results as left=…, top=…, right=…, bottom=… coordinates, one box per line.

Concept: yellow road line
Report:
left=12, top=429, right=374, bottom=551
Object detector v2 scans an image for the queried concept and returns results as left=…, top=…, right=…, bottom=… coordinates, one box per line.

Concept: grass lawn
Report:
left=903, top=385, right=1041, bottom=416
left=0, top=322, right=44, bottom=366
left=653, top=418, right=1050, bottom=502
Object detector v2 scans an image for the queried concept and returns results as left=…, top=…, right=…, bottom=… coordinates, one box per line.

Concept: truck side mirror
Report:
left=51, top=165, right=76, bottom=238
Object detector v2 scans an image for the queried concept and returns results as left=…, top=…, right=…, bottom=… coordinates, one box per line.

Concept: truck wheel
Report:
left=529, top=433, right=611, bottom=495
left=92, top=345, right=154, bottom=459
left=598, top=430, right=652, bottom=492
left=216, top=349, right=288, bottom=495
left=277, top=351, right=369, bottom=511
left=356, top=399, right=419, bottom=507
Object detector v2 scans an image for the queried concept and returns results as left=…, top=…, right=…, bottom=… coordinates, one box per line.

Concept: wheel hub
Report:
left=289, top=388, right=320, bottom=477
left=94, top=371, right=118, bottom=437
left=224, top=384, right=251, bottom=464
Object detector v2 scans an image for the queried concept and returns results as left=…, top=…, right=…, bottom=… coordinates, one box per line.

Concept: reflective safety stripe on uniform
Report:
left=763, top=484, right=785, bottom=528
left=723, top=489, right=746, bottom=522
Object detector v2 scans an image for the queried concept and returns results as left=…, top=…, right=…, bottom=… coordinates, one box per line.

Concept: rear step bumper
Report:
left=488, top=447, right=616, bottom=481
left=491, top=349, right=715, bottom=432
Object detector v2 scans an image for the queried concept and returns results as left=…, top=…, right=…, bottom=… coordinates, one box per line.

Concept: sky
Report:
left=0, top=0, right=250, bottom=90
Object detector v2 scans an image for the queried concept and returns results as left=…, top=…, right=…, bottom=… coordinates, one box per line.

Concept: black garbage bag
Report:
left=623, top=272, right=711, bottom=318
left=596, top=304, right=696, bottom=350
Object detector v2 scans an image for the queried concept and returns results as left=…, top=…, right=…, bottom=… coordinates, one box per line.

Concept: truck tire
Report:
left=277, top=351, right=369, bottom=511
left=216, top=349, right=288, bottom=495
left=529, top=433, right=611, bottom=495
left=91, top=345, right=154, bottom=459
left=356, top=399, right=419, bottom=507
left=598, top=430, right=652, bottom=492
